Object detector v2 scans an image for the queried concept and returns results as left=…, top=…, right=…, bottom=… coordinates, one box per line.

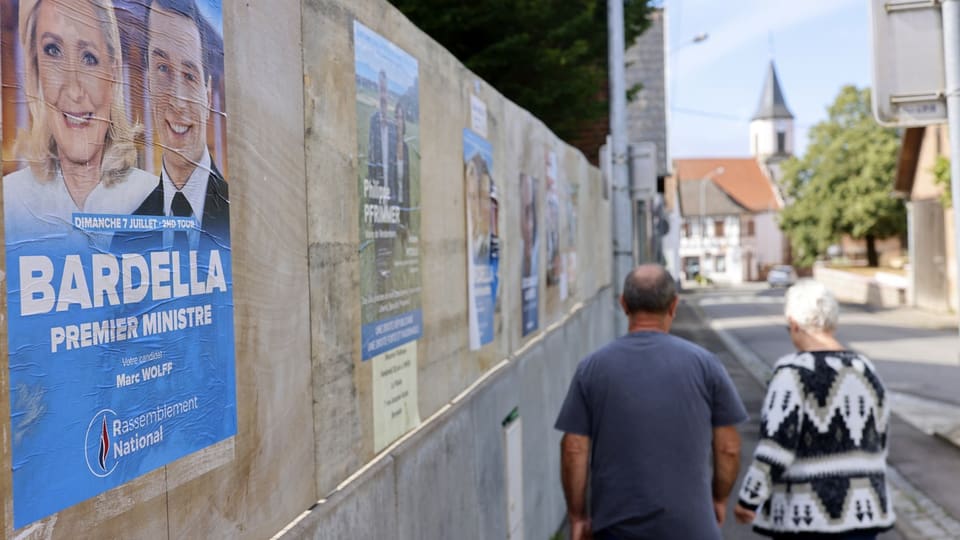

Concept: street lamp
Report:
left=671, top=32, right=709, bottom=54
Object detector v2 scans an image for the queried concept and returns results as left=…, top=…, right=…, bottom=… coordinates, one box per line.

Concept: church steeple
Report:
left=752, top=61, right=794, bottom=121
left=750, top=61, right=794, bottom=165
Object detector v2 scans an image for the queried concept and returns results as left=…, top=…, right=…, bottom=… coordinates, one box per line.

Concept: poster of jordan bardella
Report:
left=2, top=0, right=235, bottom=528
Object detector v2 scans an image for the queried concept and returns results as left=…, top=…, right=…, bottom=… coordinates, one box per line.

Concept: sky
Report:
left=664, top=0, right=872, bottom=159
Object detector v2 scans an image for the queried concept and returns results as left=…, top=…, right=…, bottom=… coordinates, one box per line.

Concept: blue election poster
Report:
left=463, top=129, right=499, bottom=349
left=355, top=21, right=423, bottom=359
left=520, top=173, right=540, bottom=336
left=3, top=0, right=235, bottom=528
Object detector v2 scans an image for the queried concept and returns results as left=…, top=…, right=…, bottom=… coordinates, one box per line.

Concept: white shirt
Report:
left=4, top=165, right=157, bottom=250
left=160, top=149, right=211, bottom=250
left=161, top=148, right=211, bottom=223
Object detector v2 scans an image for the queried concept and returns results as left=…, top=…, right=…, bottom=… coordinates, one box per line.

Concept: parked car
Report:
left=767, top=265, right=798, bottom=288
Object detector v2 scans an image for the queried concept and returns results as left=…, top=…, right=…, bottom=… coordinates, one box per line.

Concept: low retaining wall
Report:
left=813, top=265, right=907, bottom=308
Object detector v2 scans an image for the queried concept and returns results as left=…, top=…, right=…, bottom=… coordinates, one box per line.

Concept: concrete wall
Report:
left=285, top=295, right=614, bottom=540
left=2, top=0, right=613, bottom=538
left=814, top=265, right=907, bottom=309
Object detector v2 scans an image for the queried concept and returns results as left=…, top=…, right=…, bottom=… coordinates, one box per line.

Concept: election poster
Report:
left=563, top=183, right=580, bottom=297
left=520, top=173, right=539, bottom=336
left=544, top=149, right=563, bottom=316
left=2, top=0, right=234, bottom=528
left=354, top=21, right=423, bottom=360
left=463, top=129, right=499, bottom=350
left=372, top=342, right=420, bottom=452
left=563, top=179, right=579, bottom=301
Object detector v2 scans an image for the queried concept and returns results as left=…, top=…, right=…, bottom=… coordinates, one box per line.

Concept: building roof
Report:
left=673, top=158, right=783, bottom=213
left=678, top=179, right=748, bottom=217
left=752, top=61, right=794, bottom=121
left=894, top=127, right=925, bottom=197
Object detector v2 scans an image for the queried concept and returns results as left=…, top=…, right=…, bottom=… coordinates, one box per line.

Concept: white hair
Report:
left=784, top=279, right=839, bottom=331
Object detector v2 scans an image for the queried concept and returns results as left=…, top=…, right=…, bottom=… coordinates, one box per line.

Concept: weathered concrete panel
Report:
left=301, top=0, right=367, bottom=495
left=288, top=456, right=398, bottom=540
left=394, top=406, right=482, bottom=540
left=164, top=1, right=317, bottom=538
left=517, top=331, right=569, bottom=540
left=466, top=363, right=520, bottom=540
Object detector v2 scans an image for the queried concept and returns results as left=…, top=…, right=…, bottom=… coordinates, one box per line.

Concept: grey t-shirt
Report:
left=555, top=331, right=748, bottom=539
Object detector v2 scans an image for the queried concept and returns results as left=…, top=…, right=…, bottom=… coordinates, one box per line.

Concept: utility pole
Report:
left=943, top=0, right=960, bottom=337
left=609, top=0, right=631, bottom=336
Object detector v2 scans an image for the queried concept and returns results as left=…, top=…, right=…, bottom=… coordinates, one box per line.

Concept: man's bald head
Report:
left=622, top=264, right=677, bottom=315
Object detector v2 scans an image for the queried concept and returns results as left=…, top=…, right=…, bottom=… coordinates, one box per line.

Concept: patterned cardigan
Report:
left=737, top=350, right=896, bottom=536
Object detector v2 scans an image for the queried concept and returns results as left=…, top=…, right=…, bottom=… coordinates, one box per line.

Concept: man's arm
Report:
left=560, top=433, right=591, bottom=538
left=712, top=425, right=742, bottom=525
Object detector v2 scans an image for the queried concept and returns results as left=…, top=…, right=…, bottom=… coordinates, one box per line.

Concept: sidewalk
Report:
left=669, top=299, right=780, bottom=539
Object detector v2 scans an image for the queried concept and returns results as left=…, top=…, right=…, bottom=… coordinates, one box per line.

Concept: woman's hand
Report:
left=734, top=503, right=756, bottom=524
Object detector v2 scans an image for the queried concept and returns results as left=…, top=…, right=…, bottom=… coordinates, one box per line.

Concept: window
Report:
left=714, top=219, right=725, bottom=237
left=746, top=219, right=755, bottom=237
left=716, top=255, right=726, bottom=272
left=777, top=131, right=786, bottom=154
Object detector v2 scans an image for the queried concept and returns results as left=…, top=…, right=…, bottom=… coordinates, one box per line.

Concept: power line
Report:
left=671, top=106, right=816, bottom=129
left=671, top=107, right=747, bottom=122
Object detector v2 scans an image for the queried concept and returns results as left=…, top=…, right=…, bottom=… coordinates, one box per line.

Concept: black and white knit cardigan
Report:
left=737, top=350, right=896, bottom=536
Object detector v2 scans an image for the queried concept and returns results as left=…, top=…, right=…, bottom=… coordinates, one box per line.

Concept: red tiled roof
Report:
left=673, top=158, right=782, bottom=212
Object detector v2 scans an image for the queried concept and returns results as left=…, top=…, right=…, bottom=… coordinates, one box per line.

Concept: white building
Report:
left=664, top=62, right=792, bottom=284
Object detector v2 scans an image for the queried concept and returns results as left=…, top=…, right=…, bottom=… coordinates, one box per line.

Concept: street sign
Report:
left=870, top=0, right=948, bottom=126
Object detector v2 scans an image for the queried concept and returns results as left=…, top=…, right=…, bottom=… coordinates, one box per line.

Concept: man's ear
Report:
left=619, top=295, right=629, bottom=315
left=667, top=295, right=680, bottom=318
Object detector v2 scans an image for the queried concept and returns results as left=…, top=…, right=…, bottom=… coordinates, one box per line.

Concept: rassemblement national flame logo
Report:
left=99, top=416, right=110, bottom=471
left=85, top=409, right=118, bottom=477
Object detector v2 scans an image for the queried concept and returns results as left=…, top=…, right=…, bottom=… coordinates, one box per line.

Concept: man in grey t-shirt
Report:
left=555, top=264, right=748, bottom=539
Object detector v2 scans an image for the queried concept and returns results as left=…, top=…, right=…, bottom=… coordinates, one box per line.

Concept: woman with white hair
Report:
left=734, top=279, right=896, bottom=539
left=4, top=0, right=156, bottom=247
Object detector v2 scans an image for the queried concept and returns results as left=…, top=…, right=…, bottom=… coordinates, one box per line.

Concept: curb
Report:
left=683, top=295, right=960, bottom=540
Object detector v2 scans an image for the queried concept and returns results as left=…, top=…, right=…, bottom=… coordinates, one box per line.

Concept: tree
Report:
left=778, top=86, right=904, bottom=268
left=387, top=0, right=652, bottom=146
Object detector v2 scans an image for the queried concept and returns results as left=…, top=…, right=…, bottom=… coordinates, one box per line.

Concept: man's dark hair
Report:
left=146, top=0, right=210, bottom=80
left=622, top=265, right=677, bottom=315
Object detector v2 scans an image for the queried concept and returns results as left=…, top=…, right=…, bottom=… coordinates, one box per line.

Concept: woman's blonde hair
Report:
left=16, top=0, right=141, bottom=184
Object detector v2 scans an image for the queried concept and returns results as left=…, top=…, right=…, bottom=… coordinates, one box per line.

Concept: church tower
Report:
left=749, top=61, right=794, bottom=173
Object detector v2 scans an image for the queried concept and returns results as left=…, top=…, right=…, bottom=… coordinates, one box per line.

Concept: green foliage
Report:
left=387, top=0, right=653, bottom=142
left=778, top=86, right=905, bottom=266
left=932, top=155, right=952, bottom=208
